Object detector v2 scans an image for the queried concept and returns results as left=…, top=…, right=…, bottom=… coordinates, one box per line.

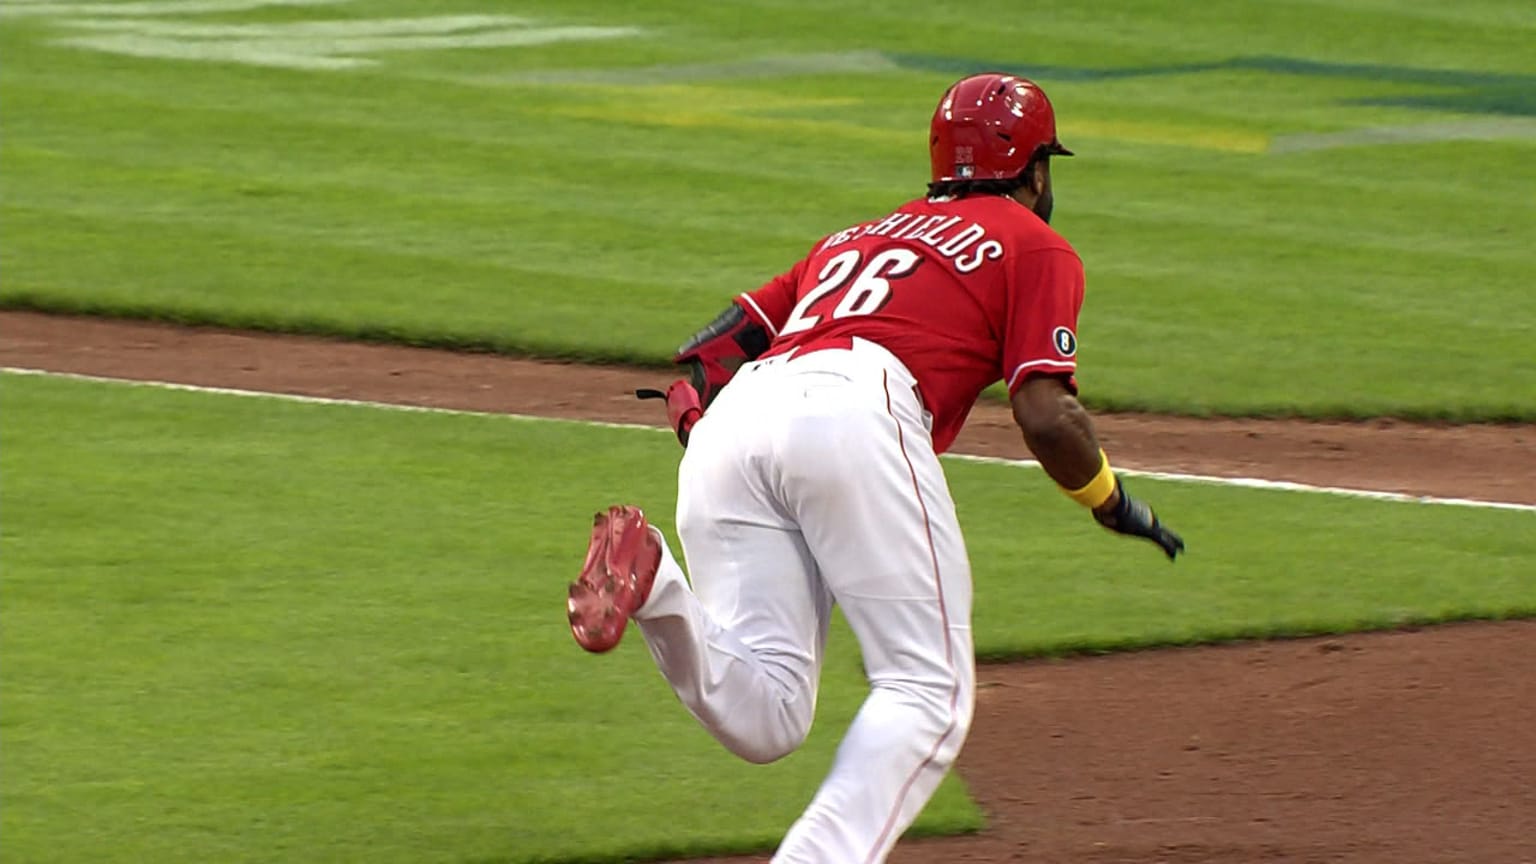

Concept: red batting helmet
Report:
left=930, top=73, right=1073, bottom=184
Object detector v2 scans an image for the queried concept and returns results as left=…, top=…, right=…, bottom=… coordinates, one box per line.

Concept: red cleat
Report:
left=568, top=505, right=662, bottom=653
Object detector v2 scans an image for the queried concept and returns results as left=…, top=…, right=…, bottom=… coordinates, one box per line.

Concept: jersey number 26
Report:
left=779, top=248, right=922, bottom=336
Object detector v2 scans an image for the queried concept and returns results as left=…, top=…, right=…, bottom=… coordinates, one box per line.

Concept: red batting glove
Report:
left=635, top=379, right=703, bottom=447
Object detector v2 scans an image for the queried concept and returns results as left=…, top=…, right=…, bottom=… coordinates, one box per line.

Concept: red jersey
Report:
left=737, top=194, right=1085, bottom=453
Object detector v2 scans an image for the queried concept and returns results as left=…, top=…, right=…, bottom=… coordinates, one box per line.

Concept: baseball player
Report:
left=567, top=73, right=1185, bottom=863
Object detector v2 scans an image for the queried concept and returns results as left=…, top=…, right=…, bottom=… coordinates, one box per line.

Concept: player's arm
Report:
left=1001, top=246, right=1183, bottom=558
left=676, top=302, right=772, bottom=407
left=640, top=301, right=771, bottom=447
left=1010, top=375, right=1184, bottom=559
left=1011, top=374, right=1103, bottom=489
left=640, top=259, right=801, bottom=446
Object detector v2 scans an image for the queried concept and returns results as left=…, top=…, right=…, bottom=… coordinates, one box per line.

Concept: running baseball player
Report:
left=567, top=72, right=1185, bottom=863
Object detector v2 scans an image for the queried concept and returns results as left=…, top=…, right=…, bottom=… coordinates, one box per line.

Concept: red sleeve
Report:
left=738, top=235, right=836, bottom=337
left=736, top=257, right=807, bottom=338
left=1002, top=246, right=1085, bottom=395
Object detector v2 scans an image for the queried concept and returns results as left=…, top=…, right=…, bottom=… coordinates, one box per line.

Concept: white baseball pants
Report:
left=634, top=338, right=976, bottom=864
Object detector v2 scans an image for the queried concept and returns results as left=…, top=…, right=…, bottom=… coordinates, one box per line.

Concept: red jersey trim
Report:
left=1006, top=358, right=1077, bottom=391
left=735, top=293, right=778, bottom=338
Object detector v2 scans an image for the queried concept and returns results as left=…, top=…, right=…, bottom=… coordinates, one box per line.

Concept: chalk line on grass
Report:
left=947, top=453, right=1535, bottom=513
left=1, top=367, right=661, bottom=433
left=6, top=366, right=1532, bottom=513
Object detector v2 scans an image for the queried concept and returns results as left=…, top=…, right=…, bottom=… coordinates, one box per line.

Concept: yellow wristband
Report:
left=1061, top=450, right=1116, bottom=509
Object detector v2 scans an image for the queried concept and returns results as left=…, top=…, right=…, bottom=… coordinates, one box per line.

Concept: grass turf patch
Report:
left=2, top=0, right=1534, bottom=419
left=5, top=372, right=1534, bottom=861
left=0, top=373, right=979, bottom=863
left=949, top=459, right=1536, bottom=658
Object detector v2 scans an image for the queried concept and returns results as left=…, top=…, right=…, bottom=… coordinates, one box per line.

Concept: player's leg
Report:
left=771, top=364, right=976, bottom=863
left=635, top=521, right=832, bottom=764
left=632, top=388, right=835, bottom=764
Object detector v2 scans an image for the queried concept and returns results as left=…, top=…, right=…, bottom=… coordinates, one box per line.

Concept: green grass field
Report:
left=0, top=373, right=974, bottom=863
left=3, top=0, right=1535, bottom=861
left=4, top=374, right=1533, bottom=862
left=3, top=0, right=1534, bottom=418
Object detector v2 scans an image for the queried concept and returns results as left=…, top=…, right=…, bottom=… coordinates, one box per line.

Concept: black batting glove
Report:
left=1093, top=478, right=1185, bottom=560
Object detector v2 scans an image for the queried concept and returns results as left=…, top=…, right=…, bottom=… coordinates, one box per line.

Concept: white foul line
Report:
left=6, top=366, right=1533, bottom=514
left=0, top=366, right=661, bottom=433
left=945, top=453, right=1535, bottom=514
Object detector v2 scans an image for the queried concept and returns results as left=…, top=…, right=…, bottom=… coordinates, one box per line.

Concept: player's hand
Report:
left=1092, top=478, right=1184, bottom=560
left=636, top=378, right=703, bottom=447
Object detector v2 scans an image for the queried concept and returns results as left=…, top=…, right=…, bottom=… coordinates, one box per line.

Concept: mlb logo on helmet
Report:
left=954, top=146, right=975, bottom=178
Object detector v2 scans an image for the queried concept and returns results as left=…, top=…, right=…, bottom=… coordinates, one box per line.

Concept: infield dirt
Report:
left=4, top=310, right=1533, bottom=864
